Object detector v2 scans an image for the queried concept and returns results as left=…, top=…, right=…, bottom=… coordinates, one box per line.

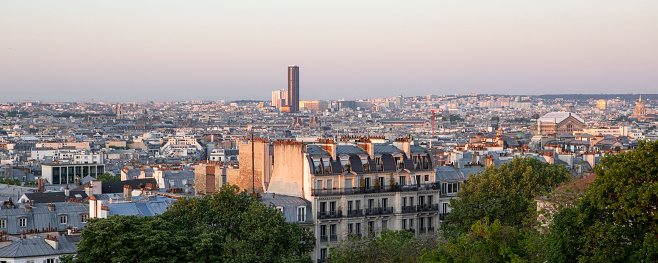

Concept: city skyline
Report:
left=2, top=1, right=657, bottom=102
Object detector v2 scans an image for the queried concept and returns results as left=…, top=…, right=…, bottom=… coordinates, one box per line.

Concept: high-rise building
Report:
left=287, top=65, right=300, bottom=113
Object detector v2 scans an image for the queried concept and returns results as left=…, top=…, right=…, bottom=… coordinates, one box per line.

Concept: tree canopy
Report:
left=96, top=172, right=120, bottom=183
left=66, top=185, right=315, bottom=263
left=421, top=218, right=542, bottom=263
left=329, top=230, right=439, bottom=263
left=444, top=157, right=571, bottom=235
left=544, top=140, right=658, bottom=262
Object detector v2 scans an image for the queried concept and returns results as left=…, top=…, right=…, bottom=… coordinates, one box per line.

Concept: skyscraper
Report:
left=287, top=65, right=300, bottom=113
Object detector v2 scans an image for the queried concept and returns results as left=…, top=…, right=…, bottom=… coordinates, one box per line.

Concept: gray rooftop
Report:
left=0, top=235, right=81, bottom=258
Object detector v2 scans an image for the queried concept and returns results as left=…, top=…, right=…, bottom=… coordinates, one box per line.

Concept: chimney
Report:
left=123, top=185, right=132, bottom=202
left=37, top=178, right=45, bottom=193
left=47, top=203, right=56, bottom=212
left=64, top=185, right=70, bottom=197
left=24, top=204, right=32, bottom=213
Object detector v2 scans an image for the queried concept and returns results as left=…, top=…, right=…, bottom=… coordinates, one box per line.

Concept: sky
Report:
left=1, top=0, right=657, bottom=102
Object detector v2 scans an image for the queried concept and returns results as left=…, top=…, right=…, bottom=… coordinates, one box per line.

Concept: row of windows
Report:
left=0, top=214, right=88, bottom=228
left=315, top=174, right=433, bottom=189
left=319, top=195, right=436, bottom=212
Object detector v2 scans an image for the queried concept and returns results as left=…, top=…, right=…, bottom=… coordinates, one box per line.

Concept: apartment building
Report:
left=221, top=136, right=444, bottom=262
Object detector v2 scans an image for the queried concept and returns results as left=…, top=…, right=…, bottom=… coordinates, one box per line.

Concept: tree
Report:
left=422, top=218, right=543, bottom=263
left=96, top=172, right=120, bottom=183
left=544, top=140, right=658, bottom=262
left=329, top=230, right=439, bottom=263
left=66, top=185, right=315, bottom=263
left=444, top=157, right=570, bottom=235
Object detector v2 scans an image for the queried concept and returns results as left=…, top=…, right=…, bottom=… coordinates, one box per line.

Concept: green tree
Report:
left=96, top=172, right=120, bottom=183
left=422, top=218, right=543, bottom=263
left=444, top=157, right=570, bottom=236
left=545, top=140, right=658, bottom=262
left=66, top=185, right=315, bottom=263
left=329, top=230, right=439, bottom=263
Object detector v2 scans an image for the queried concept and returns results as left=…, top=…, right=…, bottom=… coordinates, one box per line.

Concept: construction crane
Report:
left=410, top=109, right=442, bottom=136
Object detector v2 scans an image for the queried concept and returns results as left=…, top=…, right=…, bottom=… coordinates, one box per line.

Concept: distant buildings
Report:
left=537, top=112, right=585, bottom=135
left=272, top=89, right=287, bottom=109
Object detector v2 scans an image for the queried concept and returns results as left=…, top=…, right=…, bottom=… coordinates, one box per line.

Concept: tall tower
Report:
left=287, top=65, right=300, bottom=113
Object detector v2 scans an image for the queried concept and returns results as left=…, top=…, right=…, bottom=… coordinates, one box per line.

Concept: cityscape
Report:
left=2, top=1, right=658, bottom=263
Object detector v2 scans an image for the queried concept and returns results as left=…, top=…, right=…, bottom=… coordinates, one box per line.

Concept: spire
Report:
left=639, top=95, right=642, bottom=103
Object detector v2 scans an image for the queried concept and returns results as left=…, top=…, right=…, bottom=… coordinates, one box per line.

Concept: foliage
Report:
left=444, top=157, right=570, bottom=236
left=96, top=172, right=120, bottom=183
left=66, top=184, right=315, bottom=263
left=544, top=140, right=658, bottom=262
left=422, top=218, right=543, bottom=263
left=0, top=178, right=22, bottom=185
left=329, top=230, right=439, bottom=263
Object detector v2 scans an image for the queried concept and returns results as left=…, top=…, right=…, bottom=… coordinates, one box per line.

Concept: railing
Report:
left=365, top=207, right=382, bottom=216
left=382, top=207, right=394, bottom=214
left=317, top=210, right=343, bottom=219
left=317, top=258, right=327, bottom=263
left=330, top=234, right=338, bottom=242
left=346, top=209, right=363, bottom=217
left=405, top=228, right=416, bottom=234
left=418, top=227, right=427, bottom=234
left=311, top=182, right=441, bottom=196
left=320, top=235, right=328, bottom=242
left=402, top=205, right=417, bottom=213
left=418, top=204, right=439, bottom=212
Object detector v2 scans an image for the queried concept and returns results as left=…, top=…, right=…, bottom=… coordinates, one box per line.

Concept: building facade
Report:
left=41, top=164, right=105, bottom=185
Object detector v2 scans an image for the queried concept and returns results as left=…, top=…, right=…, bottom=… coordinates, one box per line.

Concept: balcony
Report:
left=311, top=182, right=441, bottom=196
left=320, top=235, right=328, bottom=242
left=317, top=210, right=343, bottom=219
left=330, top=234, right=338, bottom=242
left=365, top=207, right=382, bottom=216
left=382, top=207, right=394, bottom=214
left=418, top=204, right=439, bottom=212
left=346, top=209, right=364, bottom=217
left=402, top=205, right=417, bottom=213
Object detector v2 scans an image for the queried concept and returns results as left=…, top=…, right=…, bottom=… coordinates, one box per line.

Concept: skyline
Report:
left=2, top=1, right=657, bottom=102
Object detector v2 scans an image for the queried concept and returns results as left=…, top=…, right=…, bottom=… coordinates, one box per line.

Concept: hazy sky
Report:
left=1, top=1, right=657, bottom=102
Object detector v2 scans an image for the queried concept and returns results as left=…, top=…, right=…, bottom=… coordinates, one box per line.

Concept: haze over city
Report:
left=2, top=0, right=657, bottom=102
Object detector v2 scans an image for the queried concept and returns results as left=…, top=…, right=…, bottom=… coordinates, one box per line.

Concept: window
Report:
left=424, top=174, right=429, bottom=182
left=428, top=216, right=433, bottom=228
left=399, top=176, right=406, bottom=186
left=355, top=223, right=361, bottom=235
left=368, top=221, right=374, bottom=234
left=297, top=206, right=306, bottom=222
left=402, top=197, right=407, bottom=207
left=81, top=214, right=89, bottom=223
left=348, top=223, right=353, bottom=234
left=409, top=219, right=414, bottom=230
left=0, top=219, right=6, bottom=228
left=275, top=206, right=284, bottom=213
left=382, top=198, right=388, bottom=208
left=382, top=220, right=388, bottom=230
left=18, top=218, right=27, bottom=228
left=320, top=225, right=327, bottom=241
left=347, top=201, right=353, bottom=211
left=46, top=259, right=56, bottom=263
left=59, top=215, right=68, bottom=224
left=427, top=195, right=433, bottom=206
left=402, top=219, right=407, bottom=230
